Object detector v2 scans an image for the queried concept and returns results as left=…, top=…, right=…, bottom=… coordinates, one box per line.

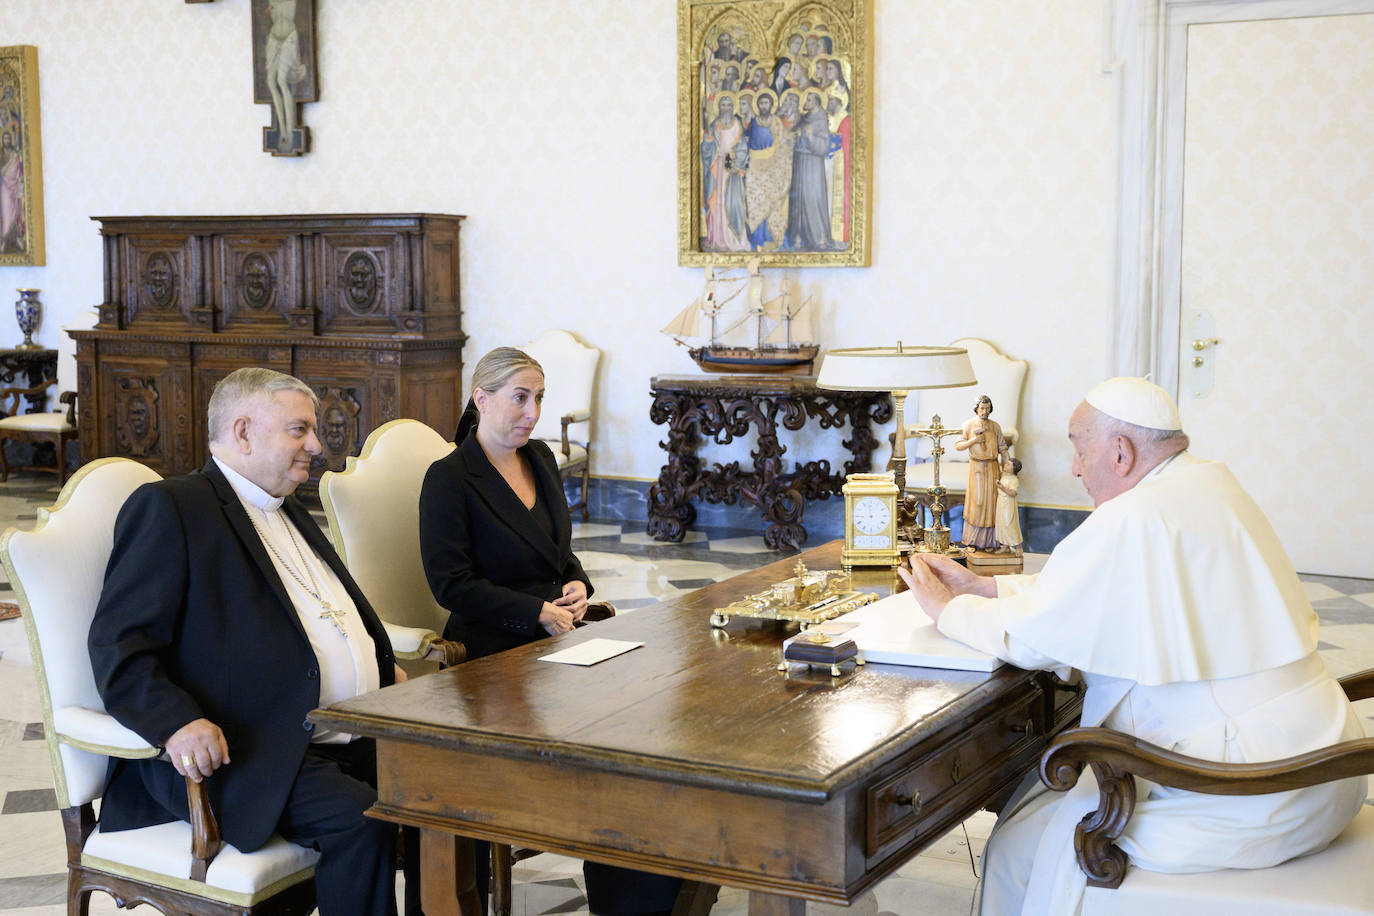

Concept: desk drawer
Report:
left=865, top=685, right=1043, bottom=855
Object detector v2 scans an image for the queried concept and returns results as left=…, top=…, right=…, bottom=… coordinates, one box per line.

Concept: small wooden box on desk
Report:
left=69, top=214, right=466, bottom=490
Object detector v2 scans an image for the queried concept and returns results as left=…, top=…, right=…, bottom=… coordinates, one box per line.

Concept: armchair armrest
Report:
left=53, top=705, right=161, bottom=757
left=380, top=621, right=466, bottom=667
left=59, top=390, right=77, bottom=425
left=558, top=410, right=590, bottom=457
left=1340, top=667, right=1374, bottom=701
left=1040, top=725, right=1374, bottom=889
left=0, top=379, right=56, bottom=417
left=52, top=706, right=225, bottom=879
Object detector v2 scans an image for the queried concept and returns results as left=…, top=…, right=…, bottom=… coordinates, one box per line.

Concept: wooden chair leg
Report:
left=55, top=435, right=68, bottom=485
left=66, top=870, right=92, bottom=916
left=491, top=843, right=514, bottom=916
left=0, top=438, right=9, bottom=482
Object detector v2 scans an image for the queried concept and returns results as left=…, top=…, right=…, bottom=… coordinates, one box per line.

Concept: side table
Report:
left=0, top=348, right=58, bottom=413
left=647, top=374, right=892, bottom=550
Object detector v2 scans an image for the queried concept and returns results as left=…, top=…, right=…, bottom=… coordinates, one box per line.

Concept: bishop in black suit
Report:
left=89, top=368, right=400, bottom=916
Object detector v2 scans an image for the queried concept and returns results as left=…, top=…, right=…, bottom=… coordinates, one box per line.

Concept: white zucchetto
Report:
left=1084, top=376, right=1182, bottom=431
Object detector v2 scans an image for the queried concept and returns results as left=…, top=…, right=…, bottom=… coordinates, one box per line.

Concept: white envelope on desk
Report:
left=830, top=591, right=1004, bottom=672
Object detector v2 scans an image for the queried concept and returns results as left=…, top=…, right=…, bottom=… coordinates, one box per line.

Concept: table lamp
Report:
left=816, top=343, right=976, bottom=554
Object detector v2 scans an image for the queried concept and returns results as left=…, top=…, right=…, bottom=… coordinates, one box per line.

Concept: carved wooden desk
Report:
left=313, top=542, right=1080, bottom=916
left=647, top=375, right=892, bottom=551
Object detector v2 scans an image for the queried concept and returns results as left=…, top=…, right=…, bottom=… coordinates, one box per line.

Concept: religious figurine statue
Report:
left=994, top=456, right=1023, bottom=557
left=955, top=394, right=1006, bottom=552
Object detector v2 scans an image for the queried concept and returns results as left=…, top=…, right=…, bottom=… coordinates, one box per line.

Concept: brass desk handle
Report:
left=1011, top=716, right=1036, bottom=736
left=895, top=790, right=923, bottom=816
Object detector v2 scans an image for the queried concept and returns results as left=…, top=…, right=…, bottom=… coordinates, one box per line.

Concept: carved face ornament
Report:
left=144, top=254, right=175, bottom=308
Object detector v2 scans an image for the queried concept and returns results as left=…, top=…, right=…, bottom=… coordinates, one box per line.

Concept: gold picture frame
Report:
left=0, top=46, right=44, bottom=266
left=678, top=0, right=872, bottom=268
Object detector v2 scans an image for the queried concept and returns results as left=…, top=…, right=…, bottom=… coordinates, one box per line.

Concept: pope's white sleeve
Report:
left=937, top=576, right=1069, bottom=673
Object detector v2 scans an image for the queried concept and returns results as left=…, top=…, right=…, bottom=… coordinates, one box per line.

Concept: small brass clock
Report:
left=842, top=473, right=900, bottom=568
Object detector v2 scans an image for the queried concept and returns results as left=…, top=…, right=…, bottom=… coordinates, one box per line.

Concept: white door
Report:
left=1175, top=13, right=1374, bottom=577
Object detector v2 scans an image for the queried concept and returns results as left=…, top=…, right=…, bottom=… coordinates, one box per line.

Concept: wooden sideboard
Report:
left=69, top=214, right=466, bottom=486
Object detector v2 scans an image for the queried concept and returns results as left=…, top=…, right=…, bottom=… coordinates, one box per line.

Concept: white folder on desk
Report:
left=831, top=591, right=1004, bottom=671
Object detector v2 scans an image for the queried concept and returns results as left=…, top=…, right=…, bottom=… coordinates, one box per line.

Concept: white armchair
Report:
left=900, top=337, right=1027, bottom=517
left=1, top=457, right=318, bottom=914
left=320, top=418, right=465, bottom=668
left=522, top=328, right=600, bottom=520
left=1045, top=669, right=1374, bottom=914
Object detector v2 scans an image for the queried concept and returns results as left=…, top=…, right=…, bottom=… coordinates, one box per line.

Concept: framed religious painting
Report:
left=677, top=0, right=873, bottom=267
left=0, top=46, right=45, bottom=266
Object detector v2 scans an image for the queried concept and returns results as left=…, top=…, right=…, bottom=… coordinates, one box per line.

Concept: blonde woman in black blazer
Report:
left=419, top=347, right=681, bottom=916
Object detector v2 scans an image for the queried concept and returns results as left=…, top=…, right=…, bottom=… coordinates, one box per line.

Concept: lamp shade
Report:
left=815, top=345, right=977, bottom=392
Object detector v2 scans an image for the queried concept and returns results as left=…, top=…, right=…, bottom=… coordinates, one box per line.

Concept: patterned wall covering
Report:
left=1180, top=13, right=1374, bottom=576
left=1, top=0, right=1115, bottom=509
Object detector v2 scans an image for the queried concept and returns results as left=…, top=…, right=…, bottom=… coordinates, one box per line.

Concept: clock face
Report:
left=852, top=496, right=891, bottom=535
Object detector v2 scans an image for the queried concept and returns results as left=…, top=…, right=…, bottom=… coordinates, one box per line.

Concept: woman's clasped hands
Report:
left=539, top=579, right=589, bottom=635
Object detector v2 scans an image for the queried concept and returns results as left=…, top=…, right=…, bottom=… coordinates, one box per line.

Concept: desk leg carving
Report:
left=748, top=891, right=806, bottom=916
left=420, top=828, right=480, bottom=916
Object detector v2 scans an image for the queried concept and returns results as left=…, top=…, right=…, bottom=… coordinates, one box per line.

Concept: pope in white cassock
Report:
left=899, top=377, right=1367, bottom=915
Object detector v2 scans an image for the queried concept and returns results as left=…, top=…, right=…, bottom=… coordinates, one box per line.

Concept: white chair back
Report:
left=910, top=337, right=1028, bottom=463
left=522, top=329, right=600, bottom=446
left=320, top=419, right=454, bottom=635
left=1, top=458, right=162, bottom=808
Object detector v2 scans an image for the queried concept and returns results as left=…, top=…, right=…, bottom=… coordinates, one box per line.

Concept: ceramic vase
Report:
left=15, top=288, right=41, bottom=350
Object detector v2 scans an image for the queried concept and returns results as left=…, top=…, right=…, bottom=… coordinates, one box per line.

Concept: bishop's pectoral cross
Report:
left=319, top=603, right=349, bottom=639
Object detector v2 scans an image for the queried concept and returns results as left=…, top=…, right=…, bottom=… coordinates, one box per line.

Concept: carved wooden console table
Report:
left=0, top=348, right=57, bottom=413
left=69, top=214, right=465, bottom=490
left=648, top=375, right=892, bottom=550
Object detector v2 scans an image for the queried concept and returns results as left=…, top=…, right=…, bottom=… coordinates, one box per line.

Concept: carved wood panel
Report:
left=76, top=215, right=467, bottom=483
left=216, top=233, right=301, bottom=331
left=315, top=232, right=407, bottom=335
left=312, top=385, right=365, bottom=475
left=123, top=235, right=198, bottom=329
left=98, top=361, right=178, bottom=472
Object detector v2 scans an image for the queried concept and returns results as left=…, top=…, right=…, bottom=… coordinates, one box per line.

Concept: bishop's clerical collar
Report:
left=212, top=456, right=285, bottom=512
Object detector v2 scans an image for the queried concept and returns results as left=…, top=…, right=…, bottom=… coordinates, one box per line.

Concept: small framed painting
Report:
left=0, top=46, right=45, bottom=267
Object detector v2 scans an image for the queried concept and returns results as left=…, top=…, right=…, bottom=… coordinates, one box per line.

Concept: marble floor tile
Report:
left=0, top=811, right=67, bottom=881
left=569, top=523, right=629, bottom=539
left=1303, top=581, right=1346, bottom=602
left=706, top=536, right=771, bottom=554
left=617, top=530, right=708, bottom=547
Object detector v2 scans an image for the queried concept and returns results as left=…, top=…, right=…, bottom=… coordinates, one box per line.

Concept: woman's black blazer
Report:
left=419, top=432, right=593, bottom=660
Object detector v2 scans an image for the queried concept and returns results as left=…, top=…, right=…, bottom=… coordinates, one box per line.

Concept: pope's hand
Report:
left=920, top=553, right=997, bottom=598
left=897, top=556, right=956, bottom=623
left=165, top=718, right=230, bottom=784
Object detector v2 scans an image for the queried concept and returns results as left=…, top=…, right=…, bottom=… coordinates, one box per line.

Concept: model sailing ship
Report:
left=662, top=260, right=820, bottom=373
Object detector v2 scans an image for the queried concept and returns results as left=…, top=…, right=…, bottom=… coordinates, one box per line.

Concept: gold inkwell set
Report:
left=709, top=559, right=878, bottom=630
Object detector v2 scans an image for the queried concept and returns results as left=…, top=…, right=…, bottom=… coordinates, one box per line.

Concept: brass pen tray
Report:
left=710, top=560, right=878, bottom=629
